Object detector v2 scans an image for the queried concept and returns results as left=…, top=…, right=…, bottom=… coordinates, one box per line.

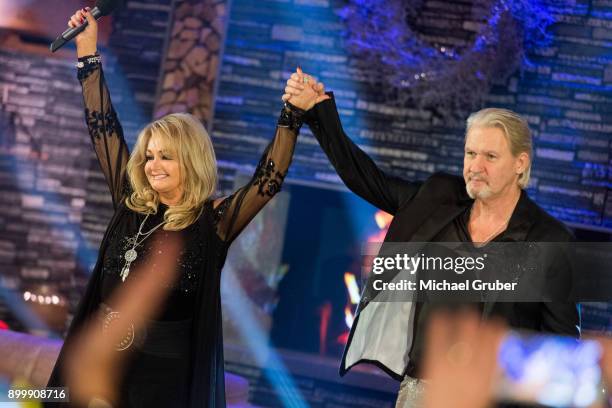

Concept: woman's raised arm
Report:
left=71, top=8, right=130, bottom=209
left=211, top=79, right=322, bottom=243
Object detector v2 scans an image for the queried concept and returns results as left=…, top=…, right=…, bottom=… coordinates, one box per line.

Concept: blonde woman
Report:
left=46, top=8, right=322, bottom=408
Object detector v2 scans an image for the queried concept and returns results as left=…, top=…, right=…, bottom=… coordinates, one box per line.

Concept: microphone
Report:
left=50, top=0, right=121, bottom=53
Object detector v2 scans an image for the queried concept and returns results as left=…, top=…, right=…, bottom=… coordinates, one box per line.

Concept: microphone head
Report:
left=95, top=0, right=122, bottom=16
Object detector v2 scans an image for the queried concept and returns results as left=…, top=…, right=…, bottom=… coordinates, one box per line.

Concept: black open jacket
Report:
left=305, top=94, right=580, bottom=381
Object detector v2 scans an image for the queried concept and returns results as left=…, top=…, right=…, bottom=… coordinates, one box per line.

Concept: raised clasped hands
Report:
left=282, top=67, right=330, bottom=111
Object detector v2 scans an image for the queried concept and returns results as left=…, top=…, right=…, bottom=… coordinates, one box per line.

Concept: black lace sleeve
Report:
left=212, top=124, right=298, bottom=243
left=78, top=55, right=130, bottom=209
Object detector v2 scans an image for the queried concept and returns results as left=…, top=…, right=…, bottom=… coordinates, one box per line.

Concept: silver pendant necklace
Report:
left=120, top=212, right=167, bottom=281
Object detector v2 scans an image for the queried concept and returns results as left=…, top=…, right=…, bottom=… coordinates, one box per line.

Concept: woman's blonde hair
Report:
left=466, top=108, right=533, bottom=189
left=125, top=113, right=217, bottom=230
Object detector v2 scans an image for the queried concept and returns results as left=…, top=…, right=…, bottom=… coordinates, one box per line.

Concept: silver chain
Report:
left=120, top=212, right=167, bottom=282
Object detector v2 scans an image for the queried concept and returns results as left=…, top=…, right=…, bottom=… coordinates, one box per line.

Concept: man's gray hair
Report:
left=466, top=108, right=533, bottom=189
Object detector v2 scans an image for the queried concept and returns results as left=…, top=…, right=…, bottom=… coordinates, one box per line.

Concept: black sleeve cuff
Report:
left=277, top=101, right=306, bottom=133
left=303, top=91, right=334, bottom=132
left=76, top=53, right=101, bottom=80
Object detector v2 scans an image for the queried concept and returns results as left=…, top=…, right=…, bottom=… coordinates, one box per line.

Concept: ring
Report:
left=446, top=341, right=473, bottom=367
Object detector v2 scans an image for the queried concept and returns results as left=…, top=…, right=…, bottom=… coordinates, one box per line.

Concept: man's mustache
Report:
left=468, top=174, right=487, bottom=182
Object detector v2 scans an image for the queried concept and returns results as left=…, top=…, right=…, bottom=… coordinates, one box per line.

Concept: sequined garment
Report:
left=100, top=204, right=204, bottom=320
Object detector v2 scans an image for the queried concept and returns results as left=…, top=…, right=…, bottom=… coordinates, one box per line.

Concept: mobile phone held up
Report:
left=496, top=331, right=607, bottom=408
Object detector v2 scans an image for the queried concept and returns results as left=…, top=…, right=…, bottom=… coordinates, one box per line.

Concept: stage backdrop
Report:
left=0, top=1, right=610, bottom=406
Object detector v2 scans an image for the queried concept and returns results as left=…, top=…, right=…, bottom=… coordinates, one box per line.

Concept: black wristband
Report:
left=76, top=53, right=101, bottom=81
left=277, top=101, right=305, bottom=133
left=76, top=53, right=101, bottom=68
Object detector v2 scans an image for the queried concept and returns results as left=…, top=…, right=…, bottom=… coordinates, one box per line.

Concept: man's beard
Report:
left=466, top=179, right=493, bottom=199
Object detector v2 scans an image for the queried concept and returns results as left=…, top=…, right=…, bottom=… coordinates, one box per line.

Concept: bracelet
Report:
left=76, top=54, right=101, bottom=80
left=76, top=54, right=101, bottom=69
left=277, top=101, right=306, bottom=133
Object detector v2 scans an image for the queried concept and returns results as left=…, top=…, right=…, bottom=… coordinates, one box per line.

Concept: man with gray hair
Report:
left=283, top=71, right=579, bottom=407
